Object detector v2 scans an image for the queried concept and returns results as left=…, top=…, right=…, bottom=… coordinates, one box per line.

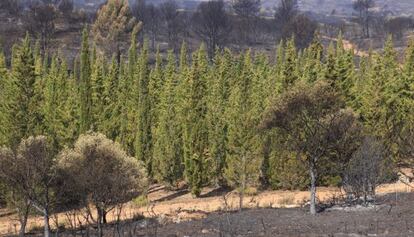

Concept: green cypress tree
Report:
left=184, top=45, right=210, bottom=197
left=9, top=34, right=41, bottom=146
left=207, top=49, right=233, bottom=185
left=102, top=55, right=120, bottom=138
left=43, top=56, right=73, bottom=153
left=381, top=36, right=407, bottom=159
left=149, top=47, right=164, bottom=135
left=0, top=48, right=10, bottom=145
left=280, top=38, right=298, bottom=90
left=225, top=50, right=261, bottom=209
left=79, top=27, right=93, bottom=133
left=302, top=36, right=324, bottom=83
left=324, top=42, right=336, bottom=87
left=334, top=33, right=355, bottom=104
left=153, top=50, right=184, bottom=186
left=135, top=40, right=153, bottom=176
left=91, top=50, right=105, bottom=130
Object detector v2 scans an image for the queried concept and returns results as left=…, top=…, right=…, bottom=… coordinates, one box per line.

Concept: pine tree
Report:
left=79, top=28, right=93, bottom=133
left=135, top=40, right=153, bottom=176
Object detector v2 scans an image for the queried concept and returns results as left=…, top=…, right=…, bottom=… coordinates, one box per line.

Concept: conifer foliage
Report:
left=0, top=31, right=411, bottom=217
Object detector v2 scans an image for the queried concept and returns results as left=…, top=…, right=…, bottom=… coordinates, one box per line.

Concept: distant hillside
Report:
left=70, top=0, right=414, bottom=17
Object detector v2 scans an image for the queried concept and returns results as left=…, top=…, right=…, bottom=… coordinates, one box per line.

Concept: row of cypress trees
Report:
left=1, top=30, right=413, bottom=196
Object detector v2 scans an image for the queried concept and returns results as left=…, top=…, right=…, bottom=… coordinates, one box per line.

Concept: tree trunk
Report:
left=309, top=162, right=317, bottom=215
left=102, top=210, right=107, bottom=224
left=18, top=204, right=30, bottom=237
left=97, top=208, right=103, bottom=237
left=44, top=208, right=50, bottom=237
left=239, top=155, right=247, bottom=212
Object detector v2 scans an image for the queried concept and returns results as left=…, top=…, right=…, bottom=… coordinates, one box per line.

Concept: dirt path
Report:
left=0, top=181, right=413, bottom=236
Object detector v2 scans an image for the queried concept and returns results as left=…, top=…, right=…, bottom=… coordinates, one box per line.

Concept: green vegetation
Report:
left=0, top=28, right=412, bottom=236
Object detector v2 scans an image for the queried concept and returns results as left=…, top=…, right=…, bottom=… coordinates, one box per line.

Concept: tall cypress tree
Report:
left=43, top=56, right=73, bottom=153
left=207, top=49, right=233, bottom=185
left=135, top=40, right=153, bottom=176
left=102, top=55, right=120, bottom=139
left=184, top=45, right=210, bottom=197
left=79, top=28, right=92, bottom=133
left=381, top=36, right=406, bottom=159
left=91, top=50, right=105, bottom=130
left=280, top=38, right=298, bottom=90
left=0, top=48, right=10, bottom=145
left=9, top=34, right=41, bottom=146
left=225, top=50, right=261, bottom=209
left=149, top=47, right=164, bottom=136
left=153, top=50, right=184, bottom=186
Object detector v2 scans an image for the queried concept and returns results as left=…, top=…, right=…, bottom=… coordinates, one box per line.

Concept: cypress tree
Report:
left=382, top=36, right=406, bottom=159
left=79, top=27, right=93, bottom=133
left=43, top=56, right=73, bottom=153
left=91, top=50, right=105, bottom=129
left=135, top=40, right=153, bottom=176
left=324, top=41, right=336, bottom=87
left=102, top=55, right=120, bottom=138
left=280, top=38, right=298, bottom=90
left=184, top=45, right=210, bottom=197
left=149, top=47, right=164, bottom=135
left=153, top=50, right=184, bottom=186
left=207, top=49, right=233, bottom=185
left=0, top=48, right=10, bottom=145
left=225, top=50, right=261, bottom=209
left=9, top=34, right=41, bottom=146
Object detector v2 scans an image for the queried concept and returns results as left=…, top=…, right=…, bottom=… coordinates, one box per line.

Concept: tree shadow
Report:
left=199, top=186, right=232, bottom=198
left=152, top=189, right=190, bottom=203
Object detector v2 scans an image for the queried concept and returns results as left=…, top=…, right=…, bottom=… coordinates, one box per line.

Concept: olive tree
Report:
left=0, top=136, right=56, bottom=237
left=262, top=82, right=359, bottom=215
left=58, top=133, right=148, bottom=237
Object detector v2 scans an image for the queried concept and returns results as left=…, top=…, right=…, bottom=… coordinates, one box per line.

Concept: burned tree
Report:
left=23, top=1, right=58, bottom=52
left=232, top=0, right=261, bottom=44
left=160, top=0, right=183, bottom=51
left=343, top=137, right=392, bottom=204
left=192, top=0, right=230, bottom=57
left=353, top=0, right=375, bottom=38
left=274, top=0, right=298, bottom=27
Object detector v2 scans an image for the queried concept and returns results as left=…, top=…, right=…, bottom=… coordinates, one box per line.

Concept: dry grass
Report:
left=0, top=181, right=413, bottom=236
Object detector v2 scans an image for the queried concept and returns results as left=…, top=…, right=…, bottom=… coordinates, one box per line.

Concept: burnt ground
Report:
left=153, top=194, right=414, bottom=237
left=25, top=192, right=414, bottom=237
